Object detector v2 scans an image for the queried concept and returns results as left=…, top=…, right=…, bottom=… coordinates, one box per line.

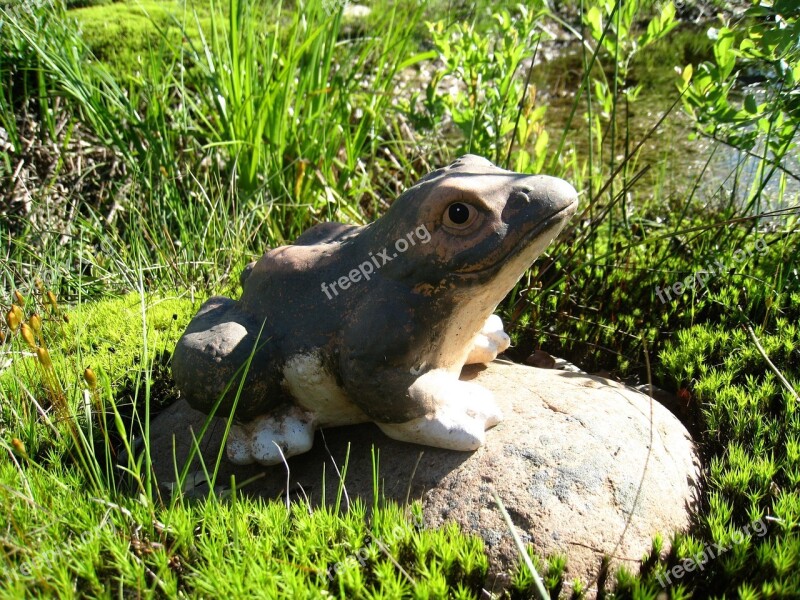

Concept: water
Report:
left=529, top=41, right=799, bottom=219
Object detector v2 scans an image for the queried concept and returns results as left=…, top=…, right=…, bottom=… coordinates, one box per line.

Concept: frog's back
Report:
left=238, top=242, right=351, bottom=331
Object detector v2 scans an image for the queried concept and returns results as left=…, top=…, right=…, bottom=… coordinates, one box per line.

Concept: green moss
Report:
left=0, top=461, right=489, bottom=598
left=1, top=292, right=196, bottom=395
left=60, top=292, right=197, bottom=388
left=70, top=0, right=213, bottom=78
left=649, top=315, right=800, bottom=596
left=508, top=548, right=568, bottom=599
left=0, top=292, right=199, bottom=460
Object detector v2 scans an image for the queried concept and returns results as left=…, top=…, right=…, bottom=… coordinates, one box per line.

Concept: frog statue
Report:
left=172, top=155, right=578, bottom=466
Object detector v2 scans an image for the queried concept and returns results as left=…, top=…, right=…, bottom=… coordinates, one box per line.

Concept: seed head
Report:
left=84, top=367, right=97, bottom=390
left=6, top=309, right=20, bottom=332
left=35, top=278, right=44, bottom=293
left=46, top=291, right=58, bottom=313
left=11, top=438, right=26, bottom=456
left=20, top=323, right=36, bottom=350
left=36, top=346, right=53, bottom=369
left=13, top=290, right=25, bottom=306
left=29, top=314, right=42, bottom=334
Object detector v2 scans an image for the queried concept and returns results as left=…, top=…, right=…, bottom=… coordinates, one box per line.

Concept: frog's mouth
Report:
left=453, top=201, right=577, bottom=276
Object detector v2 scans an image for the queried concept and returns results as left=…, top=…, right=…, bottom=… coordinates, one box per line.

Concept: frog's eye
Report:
left=443, top=202, right=477, bottom=229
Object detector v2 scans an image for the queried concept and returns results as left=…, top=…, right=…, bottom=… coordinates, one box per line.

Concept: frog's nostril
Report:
left=510, top=190, right=531, bottom=204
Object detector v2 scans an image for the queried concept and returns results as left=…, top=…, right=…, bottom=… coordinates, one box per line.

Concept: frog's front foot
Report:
left=465, top=314, right=510, bottom=365
left=226, top=406, right=315, bottom=466
left=377, top=370, right=502, bottom=451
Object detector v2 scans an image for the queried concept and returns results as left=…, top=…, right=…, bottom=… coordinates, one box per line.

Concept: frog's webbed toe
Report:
left=465, top=314, right=510, bottom=365
left=376, top=370, right=502, bottom=451
left=226, top=407, right=315, bottom=466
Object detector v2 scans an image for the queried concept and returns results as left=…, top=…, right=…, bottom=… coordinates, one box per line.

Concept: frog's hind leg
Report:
left=173, top=296, right=248, bottom=414
left=172, top=297, right=277, bottom=418
left=226, top=406, right=316, bottom=466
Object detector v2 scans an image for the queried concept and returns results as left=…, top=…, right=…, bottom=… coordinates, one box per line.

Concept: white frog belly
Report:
left=282, top=351, right=370, bottom=427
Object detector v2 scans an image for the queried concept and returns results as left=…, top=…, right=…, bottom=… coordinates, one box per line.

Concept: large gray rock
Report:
left=149, top=359, right=699, bottom=591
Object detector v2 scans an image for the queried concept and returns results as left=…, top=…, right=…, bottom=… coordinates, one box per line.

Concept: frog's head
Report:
left=374, top=154, right=578, bottom=310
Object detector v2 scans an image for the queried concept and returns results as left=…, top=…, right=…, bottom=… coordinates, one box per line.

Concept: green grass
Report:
left=1, top=0, right=799, bottom=596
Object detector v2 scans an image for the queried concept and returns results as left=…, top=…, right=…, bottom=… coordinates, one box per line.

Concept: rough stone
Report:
left=149, top=359, right=699, bottom=592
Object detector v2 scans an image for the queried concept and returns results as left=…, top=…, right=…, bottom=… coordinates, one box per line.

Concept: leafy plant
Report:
left=580, top=0, right=678, bottom=221
left=417, top=4, right=549, bottom=171
left=679, top=0, right=799, bottom=212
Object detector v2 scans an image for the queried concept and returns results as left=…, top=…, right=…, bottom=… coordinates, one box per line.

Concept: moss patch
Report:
left=60, top=292, right=198, bottom=390
left=0, top=462, right=489, bottom=598
left=1, top=292, right=200, bottom=458
left=649, top=316, right=800, bottom=595
left=71, top=0, right=213, bottom=78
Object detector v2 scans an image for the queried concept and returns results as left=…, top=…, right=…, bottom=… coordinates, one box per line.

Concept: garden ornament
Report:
left=172, top=155, right=578, bottom=465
